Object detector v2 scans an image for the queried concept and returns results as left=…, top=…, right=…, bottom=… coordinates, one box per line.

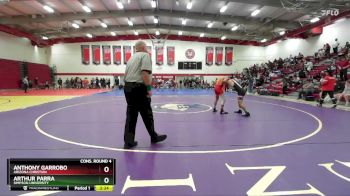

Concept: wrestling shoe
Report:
left=213, top=108, right=217, bottom=112
left=151, top=135, right=167, bottom=144
left=242, top=112, right=250, bottom=117
left=234, top=110, right=242, bottom=114
left=332, top=104, right=337, bottom=108
left=220, top=110, right=228, bottom=115
left=317, top=103, right=322, bottom=107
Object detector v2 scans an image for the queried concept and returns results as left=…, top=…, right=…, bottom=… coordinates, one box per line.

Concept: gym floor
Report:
left=1, top=89, right=349, bottom=196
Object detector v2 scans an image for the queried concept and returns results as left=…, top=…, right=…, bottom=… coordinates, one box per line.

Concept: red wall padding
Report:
left=28, top=63, right=51, bottom=85
left=0, top=59, right=21, bottom=89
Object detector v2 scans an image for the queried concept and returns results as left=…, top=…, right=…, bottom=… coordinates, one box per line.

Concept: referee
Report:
left=123, top=41, right=167, bottom=149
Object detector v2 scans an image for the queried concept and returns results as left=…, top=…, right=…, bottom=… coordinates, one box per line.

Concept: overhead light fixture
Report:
left=153, top=16, right=159, bottom=24
left=111, top=32, right=116, bottom=36
left=127, top=18, right=133, bottom=26
left=134, top=31, right=139, bottom=35
left=178, top=31, right=183, bottom=35
left=310, top=17, right=320, bottom=23
left=251, top=9, right=260, bottom=17
left=43, top=5, right=54, bottom=13
left=101, top=22, right=108, bottom=28
left=72, top=23, right=80, bottom=29
left=42, top=36, right=48, bottom=40
left=82, top=5, right=91, bottom=13
left=116, top=0, right=124, bottom=9
left=207, top=22, right=213, bottom=28
left=182, top=18, right=187, bottom=25
left=156, top=30, right=160, bottom=35
left=220, top=5, right=227, bottom=13
left=151, top=0, right=156, bottom=8
left=200, top=33, right=204, bottom=37
left=231, top=25, right=238, bottom=31
left=279, top=31, right=285, bottom=35
left=261, top=38, right=267, bottom=43
left=186, top=0, right=192, bottom=10
left=221, top=35, right=226, bottom=40
left=176, top=0, right=179, bottom=6
left=86, top=33, right=93, bottom=38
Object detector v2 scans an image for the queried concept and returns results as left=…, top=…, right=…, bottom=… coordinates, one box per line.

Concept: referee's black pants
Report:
left=124, top=82, right=158, bottom=144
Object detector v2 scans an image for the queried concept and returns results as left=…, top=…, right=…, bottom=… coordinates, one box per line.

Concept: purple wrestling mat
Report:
left=1, top=90, right=349, bottom=195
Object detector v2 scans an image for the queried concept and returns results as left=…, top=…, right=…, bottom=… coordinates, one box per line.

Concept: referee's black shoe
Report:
left=151, top=135, right=167, bottom=144
left=124, top=141, right=138, bottom=149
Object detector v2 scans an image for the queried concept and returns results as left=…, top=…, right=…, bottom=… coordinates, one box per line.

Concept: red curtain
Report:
left=81, top=45, right=90, bottom=65
left=92, top=45, right=101, bottom=65
left=206, top=47, right=213, bottom=65
left=0, top=59, right=21, bottom=89
left=113, top=46, right=121, bottom=65
left=225, top=47, right=233, bottom=66
left=156, top=46, right=164, bottom=65
left=167, top=46, right=175, bottom=65
left=123, top=46, right=131, bottom=64
left=215, top=47, right=223, bottom=66
left=102, top=45, right=111, bottom=65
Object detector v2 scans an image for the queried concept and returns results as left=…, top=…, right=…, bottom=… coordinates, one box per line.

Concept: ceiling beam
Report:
left=34, top=24, right=272, bottom=40
left=0, top=9, right=300, bottom=30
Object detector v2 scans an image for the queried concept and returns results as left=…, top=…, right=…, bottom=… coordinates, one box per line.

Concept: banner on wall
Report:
left=81, top=45, right=90, bottom=65
left=92, top=45, right=101, bottom=65
left=225, top=47, right=233, bottom=66
left=147, top=46, right=152, bottom=64
left=123, top=46, right=132, bottom=65
left=102, top=45, right=111, bottom=65
left=206, top=47, right=214, bottom=65
left=155, top=46, right=164, bottom=65
left=215, top=47, right=223, bottom=66
left=113, top=46, right=121, bottom=65
left=167, top=46, right=175, bottom=65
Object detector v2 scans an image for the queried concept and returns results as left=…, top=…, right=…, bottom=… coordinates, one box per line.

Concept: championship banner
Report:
left=206, top=47, right=214, bottom=65
left=167, top=46, right=175, bottom=65
left=102, top=46, right=111, bottom=65
left=113, top=46, right=121, bottom=65
left=225, top=47, right=233, bottom=66
left=92, top=45, right=101, bottom=65
left=81, top=45, right=90, bottom=65
left=155, top=46, right=164, bottom=66
left=215, top=47, right=223, bottom=66
left=123, top=46, right=131, bottom=65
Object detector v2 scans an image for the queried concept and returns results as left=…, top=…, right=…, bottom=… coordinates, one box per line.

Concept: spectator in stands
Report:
left=22, top=76, right=29, bottom=93
left=305, top=60, right=314, bottom=72
left=345, top=41, right=350, bottom=51
left=114, top=77, right=120, bottom=89
left=65, top=78, right=70, bottom=88
left=57, top=78, right=62, bottom=89
left=297, top=78, right=315, bottom=100
left=282, top=77, right=289, bottom=95
left=107, top=79, right=111, bottom=89
left=335, top=78, right=350, bottom=106
left=325, top=43, right=331, bottom=57
left=337, top=54, right=349, bottom=81
left=34, top=77, right=39, bottom=90
left=318, top=70, right=337, bottom=108
left=44, top=81, right=50, bottom=89
left=333, top=38, right=340, bottom=54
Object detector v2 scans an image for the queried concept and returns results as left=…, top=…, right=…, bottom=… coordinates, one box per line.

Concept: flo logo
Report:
left=153, top=103, right=211, bottom=114
left=321, top=9, right=339, bottom=16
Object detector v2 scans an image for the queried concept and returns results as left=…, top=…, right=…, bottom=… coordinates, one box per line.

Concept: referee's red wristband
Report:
left=146, top=85, right=152, bottom=91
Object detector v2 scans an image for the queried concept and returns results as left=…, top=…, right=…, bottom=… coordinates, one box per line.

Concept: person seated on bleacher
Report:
left=335, top=78, right=350, bottom=106
left=297, top=78, right=315, bottom=100
left=44, top=81, right=50, bottom=89
left=305, top=60, right=314, bottom=72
